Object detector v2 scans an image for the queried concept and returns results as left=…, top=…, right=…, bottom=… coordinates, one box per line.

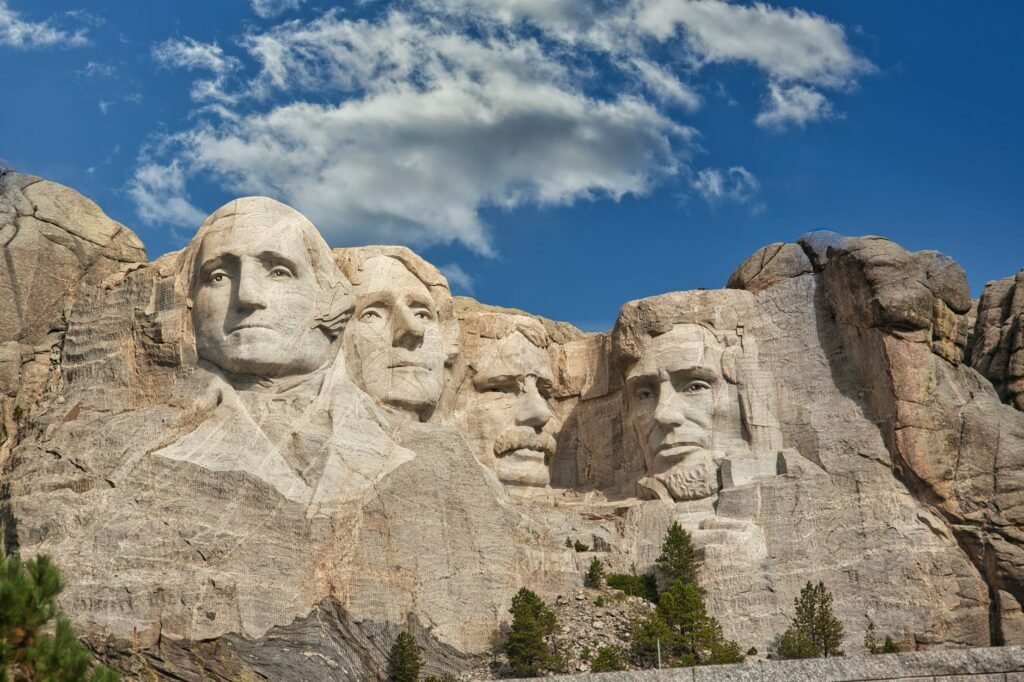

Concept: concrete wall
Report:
left=539, top=646, right=1024, bottom=681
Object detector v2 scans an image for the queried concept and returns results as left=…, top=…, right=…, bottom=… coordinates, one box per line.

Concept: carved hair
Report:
left=461, top=312, right=550, bottom=351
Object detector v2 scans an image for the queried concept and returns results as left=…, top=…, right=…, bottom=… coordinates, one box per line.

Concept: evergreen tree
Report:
left=0, top=553, right=120, bottom=681
left=584, top=557, right=605, bottom=588
left=776, top=581, right=844, bottom=659
left=655, top=522, right=697, bottom=588
left=505, top=588, right=560, bottom=677
left=387, top=631, right=423, bottom=682
left=629, top=611, right=675, bottom=667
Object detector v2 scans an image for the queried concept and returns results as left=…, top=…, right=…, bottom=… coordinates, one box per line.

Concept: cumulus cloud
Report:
left=755, top=82, right=835, bottom=129
left=129, top=161, right=206, bottom=228
left=251, top=0, right=303, bottom=19
left=137, top=1, right=870, bottom=250
left=692, top=166, right=759, bottom=204
left=0, top=0, right=88, bottom=49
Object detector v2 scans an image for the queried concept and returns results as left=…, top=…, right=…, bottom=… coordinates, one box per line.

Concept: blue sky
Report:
left=1, top=1, right=1021, bottom=331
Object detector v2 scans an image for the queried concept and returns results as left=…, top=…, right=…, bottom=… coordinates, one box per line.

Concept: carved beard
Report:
left=656, top=456, right=719, bottom=501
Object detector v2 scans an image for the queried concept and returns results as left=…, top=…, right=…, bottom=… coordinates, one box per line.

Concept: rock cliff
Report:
left=1, top=177, right=1023, bottom=679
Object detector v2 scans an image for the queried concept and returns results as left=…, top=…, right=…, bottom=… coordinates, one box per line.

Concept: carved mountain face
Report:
left=344, top=255, right=447, bottom=419
left=191, top=219, right=334, bottom=379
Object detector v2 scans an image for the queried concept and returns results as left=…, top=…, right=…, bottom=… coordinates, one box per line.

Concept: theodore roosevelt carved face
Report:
left=343, top=255, right=448, bottom=420
left=624, top=323, right=725, bottom=499
left=457, top=315, right=559, bottom=487
left=188, top=198, right=345, bottom=380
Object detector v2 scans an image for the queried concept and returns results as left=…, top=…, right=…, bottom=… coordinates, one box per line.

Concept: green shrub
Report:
left=606, top=573, right=658, bottom=603
left=590, top=645, right=626, bottom=672
left=573, top=540, right=590, bottom=552
left=584, top=557, right=605, bottom=588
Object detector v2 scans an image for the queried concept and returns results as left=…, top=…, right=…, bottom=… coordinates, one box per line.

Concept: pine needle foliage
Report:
left=776, top=581, right=844, bottom=659
left=506, top=588, right=560, bottom=677
left=387, top=630, right=423, bottom=682
left=584, top=557, right=605, bottom=588
left=0, top=553, right=120, bottom=681
left=655, top=522, right=698, bottom=589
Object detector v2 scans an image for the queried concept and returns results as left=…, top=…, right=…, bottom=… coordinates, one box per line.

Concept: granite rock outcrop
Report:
left=1, top=179, right=1023, bottom=679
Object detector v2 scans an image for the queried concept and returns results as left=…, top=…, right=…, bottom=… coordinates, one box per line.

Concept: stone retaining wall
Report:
left=537, top=647, right=1024, bottom=681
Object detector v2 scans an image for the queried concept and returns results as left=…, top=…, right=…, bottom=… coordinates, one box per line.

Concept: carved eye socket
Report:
left=683, top=381, right=712, bottom=394
left=360, top=309, right=383, bottom=322
left=636, top=387, right=654, bottom=401
left=413, top=310, right=433, bottom=321
left=208, top=271, right=229, bottom=285
left=269, top=265, right=294, bottom=279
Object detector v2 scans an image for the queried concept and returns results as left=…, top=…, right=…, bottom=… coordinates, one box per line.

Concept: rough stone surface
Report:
left=1, top=179, right=1024, bottom=680
left=969, top=268, right=1024, bottom=411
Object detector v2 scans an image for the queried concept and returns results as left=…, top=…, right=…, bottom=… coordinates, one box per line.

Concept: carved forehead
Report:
left=356, top=255, right=433, bottom=302
left=627, top=324, right=724, bottom=381
left=473, top=331, right=554, bottom=383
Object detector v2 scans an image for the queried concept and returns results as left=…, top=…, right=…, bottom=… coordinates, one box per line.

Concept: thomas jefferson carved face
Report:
left=457, top=317, right=559, bottom=487
left=190, top=201, right=338, bottom=379
left=344, top=255, right=446, bottom=419
left=625, top=324, right=724, bottom=477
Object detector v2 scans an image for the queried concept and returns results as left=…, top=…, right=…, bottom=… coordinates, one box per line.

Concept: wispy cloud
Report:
left=439, top=263, right=475, bottom=294
left=692, top=166, right=759, bottom=204
left=136, top=1, right=870, bottom=251
left=78, top=61, right=116, bottom=78
left=251, top=0, right=304, bottom=19
left=0, top=0, right=88, bottom=49
left=128, top=160, right=206, bottom=228
left=756, top=82, right=836, bottom=130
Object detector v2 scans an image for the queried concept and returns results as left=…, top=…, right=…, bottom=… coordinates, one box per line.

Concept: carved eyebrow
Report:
left=257, top=251, right=299, bottom=272
left=668, top=366, right=719, bottom=383
left=474, top=373, right=521, bottom=390
left=197, top=253, right=237, bottom=279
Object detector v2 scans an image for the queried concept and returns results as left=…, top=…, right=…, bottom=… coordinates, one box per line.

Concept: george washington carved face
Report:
left=187, top=198, right=346, bottom=380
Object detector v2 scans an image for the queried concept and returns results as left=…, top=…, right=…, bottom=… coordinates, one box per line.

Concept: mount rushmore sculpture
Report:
left=2, top=172, right=1024, bottom=679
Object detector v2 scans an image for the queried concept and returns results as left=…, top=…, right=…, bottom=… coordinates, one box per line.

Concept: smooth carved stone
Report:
left=335, top=245, right=459, bottom=423
left=452, top=309, right=560, bottom=488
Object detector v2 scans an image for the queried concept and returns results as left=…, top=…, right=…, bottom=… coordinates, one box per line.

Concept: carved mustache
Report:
left=493, top=426, right=557, bottom=459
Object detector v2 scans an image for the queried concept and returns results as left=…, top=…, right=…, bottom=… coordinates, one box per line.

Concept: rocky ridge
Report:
left=1, top=176, right=1023, bottom=679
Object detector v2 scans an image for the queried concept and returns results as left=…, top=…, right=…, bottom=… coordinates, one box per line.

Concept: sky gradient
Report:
left=1, top=0, right=1021, bottom=331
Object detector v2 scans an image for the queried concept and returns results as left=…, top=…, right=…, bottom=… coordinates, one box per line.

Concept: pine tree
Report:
left=505, top=588, right=560, bottom=677
left=776, top=581, right=844, bottom=659
left=0, top=553, right=120, bottom=681
left=386, top=630, right=423, bottom=682
left=584, top=557, right=605, bottom=588
left=655, top=522, right=697, bottom=588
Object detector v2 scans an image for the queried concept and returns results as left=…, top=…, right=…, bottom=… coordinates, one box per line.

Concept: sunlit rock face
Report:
left=2, top=180, right=1024, bottom=679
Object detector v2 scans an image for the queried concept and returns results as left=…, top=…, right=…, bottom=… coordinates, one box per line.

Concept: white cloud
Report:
left=98, top=100, right=113, bottom=115
left=79, top=60, right=116, bottom=78
left=631, top=59, right=700, bottom=110
left=141, top=11, right=688, bottom=253
left=251, top=0, right=303, bottom=19
left=612, top=0, right=871, bottom=87
left=755, top=81, right=835, bottom=130
left=136, top=1, right=870, bottom=249
left=152, top=37, right=236, bottom=73
left=0, top=0, right=88, bottom=49
left=153, top=38, right=240, bottom=103
left=128, top=161, right=206, bottom=228
left=692, top=166, right=759, bottom=204
left=439, top=263, right=475, bottom=294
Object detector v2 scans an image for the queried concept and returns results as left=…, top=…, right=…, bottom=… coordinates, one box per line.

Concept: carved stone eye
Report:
left=360, top=309, right=383, bottom=321
left=683, top=381, right=711, bottom=393
left=636, top=387, right=654, bottom=401
left=269, top=266, right=293, bottom=278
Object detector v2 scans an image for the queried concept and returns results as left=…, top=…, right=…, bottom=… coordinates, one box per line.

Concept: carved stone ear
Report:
left=721, top=345, right=740, bottom=384
left=314, top=284, right=354, bottom=339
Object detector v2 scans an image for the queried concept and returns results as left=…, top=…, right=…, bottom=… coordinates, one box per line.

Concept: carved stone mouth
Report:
left=496, top=447, right=549, bottom=460
left=230, top=323, right=273, bottom=332
left=388, top=360, right=432, bottom=369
